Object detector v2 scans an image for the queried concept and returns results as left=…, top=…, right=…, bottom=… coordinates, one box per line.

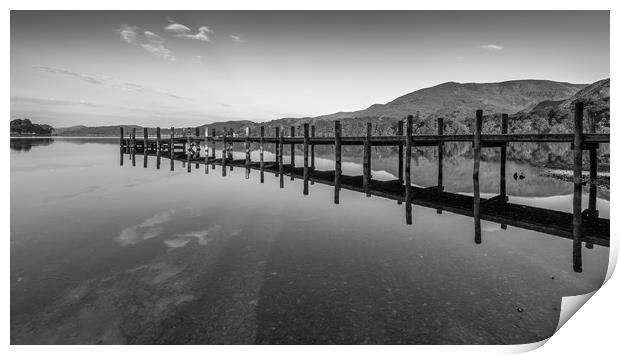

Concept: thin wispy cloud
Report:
left=117, top=24, right=176, bottom=62
left=166, top=23, right=213, bottom=42
left=231, top=35, right=244, bottom=43
left=33, top=66, right=185, bottom=100
left=480, top=44, right=504, bottom=52
left=11, top=96, right=104, bottom=108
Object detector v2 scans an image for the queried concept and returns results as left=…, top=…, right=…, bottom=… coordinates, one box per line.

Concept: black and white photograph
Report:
left=7, top=3, right=614, bottom=350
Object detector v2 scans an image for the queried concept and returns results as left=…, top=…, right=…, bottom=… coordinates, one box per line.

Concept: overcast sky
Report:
left=11, top=10, right=609, bottom=127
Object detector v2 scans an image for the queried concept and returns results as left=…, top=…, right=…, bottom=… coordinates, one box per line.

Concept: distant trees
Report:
left=10, top=118, right=54, bottom=136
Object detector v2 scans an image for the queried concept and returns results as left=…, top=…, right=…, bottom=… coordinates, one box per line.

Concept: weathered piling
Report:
left=303, top=123, right=310, bottom=195
left=170, top=127, right=174, bottom=171
left=586, top=113, right=598, bottom=249
left=572, top=102, right=584, bottom=272
left=275, top=126, right=281, bottom=172
left=279, top=128, right=284, bottom=188
left=245, top=127, right=251, bottom=179
left=500, top=114, right=509, bottom=229
left=222, top=128, right=227, bottom=176
left=473, top=110, right=483, bottom=244
left=195, top=127, right=200, bottom=169
left=363, top=122, right=372, bottom=197
left=131, top=127, right=136, bottom=150
left=204, top=128, right=209, bottom=174
left=186, top=133, right=191, bottom=173
left=310, top=125, right=316, bottom=185
left=143, top=127, right=148, bottom=168
left=210, top=128, right=216, bottom=169
left=156, top=127, right=161, bottom=151
left=228, top=128, right=234, bottom=171
left=334, top=120, right=342, bottom=204
left=120, top=127, right=124, bottom=147
left=398, top=120, right=404, bottom=184
left=290, top=126, right=295, bottom=181
left=405, top=115, right=413, bottom=224
left=260, top=126, right=265, bottom=183
left=436, top=117, right=444, bottom=214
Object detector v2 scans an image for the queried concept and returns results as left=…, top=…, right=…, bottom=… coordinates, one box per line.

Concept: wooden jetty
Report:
left=119, top=103, right=610, bottom=273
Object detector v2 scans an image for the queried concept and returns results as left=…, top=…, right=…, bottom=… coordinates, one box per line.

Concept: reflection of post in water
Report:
left=473, top=110, right=482, bottom=244
left=363, top=122, right=372, bottom=197
left=245, top=127, right=251, bottom=179
left=279, top=127, right=285, bottom=188
left=259, top=126, right=265, bottom=183
left=334, top=120, right=342, bottom=204
left=169, top=127, right=174, bottom=171
left=405, top=115, right=413, bottom=225
left=303, top=123, right=310, bottom=195
left=290, top=126, right=295, bottom=181
left=436, top=117, right=444, bottom=214
left=572, top=102, right=584, bottom=273
left=275, top=127, right=281, bottom=177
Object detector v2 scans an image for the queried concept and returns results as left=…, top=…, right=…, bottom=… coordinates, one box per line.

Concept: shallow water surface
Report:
left=10, top=138, right=609, bottom=344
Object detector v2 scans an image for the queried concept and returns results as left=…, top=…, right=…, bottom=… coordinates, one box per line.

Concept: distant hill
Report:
left=10, top=118, right=54, bottom=136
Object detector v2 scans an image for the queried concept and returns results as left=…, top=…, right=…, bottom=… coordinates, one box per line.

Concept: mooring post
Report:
left=143, top=127, right=148, bottom=168
left=436, top=117, right=444, bottom=214
left=222, top=128, right=227, bottom=176
left=259, top=126, right=265, bottom=183
left=186, top=132, right=191, bottom=173
left=334, top=120, right=342, bottom=204
left=363, top=122, right=372, bottom=197
left=279, top=127, right=285, bottom=188
left=228, top=128, right=234, bottom=171
left=290, top=126, right=296, bottom=180
left=210, top=128, right=216, bottom=169
left=586, top=112, right=598, bottom=249
left=405, top=115, right=413, bottom=224
left=131, top=128, right=136, bottom=166
left=398, top=120, right=404, bottom=185
left=194, top=127, right=200, bottom=169
left=572, top=102, right=584, bottom=272
left=156, top=127, right=161, bottom=151
left=310, top=125, right=316, bottom=170
left=303, top=123, right=310, bottom=195
left=204, top=128, right=209, bottom=174
left=500, top=114, right=509, bottom=229
left=473, top=110, right=483, bottom=244
left=169, top=127, right=174, bottom=171
left=245, top=127, right=251, bottom=179
left=275, top=126, right=281, bottom=175
left=120, top=127, right=124, bottom=148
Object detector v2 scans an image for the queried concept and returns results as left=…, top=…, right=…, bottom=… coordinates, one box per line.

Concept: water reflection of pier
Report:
left=120, top=103, right=609, bottom=273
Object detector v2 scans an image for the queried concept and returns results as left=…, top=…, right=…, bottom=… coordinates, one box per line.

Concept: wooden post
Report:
left=210, top=128, right=216, bottom=169
left=156, top=146, right=161, bottom=170
left=279, top=127, right=284, bottom=188
left=275, top=126, right=281, bottom=174
left=131, top=128, right=136, bottom=167
left=222, top=128, right=227, bottom=176
left=120, top=127, right=124, bottom=148
left=228, top=128, right=234, bottom=171
left=245, top=127, right=251, bottom=179
left=169, top=127, right=174, bottom=171
left=303, top=123, right=310, bottom=195
left=156, top=127, right=161, bottom=151
left=260, top=126, right=265, bottom=183
left=363, top=122, right=372, bottom=197
left=436, top=117, right=444, bottom=214
left=204, top=128, right=209, bottom=174
left=572, top=102, right=584, bottom=272
left=194, top=127, right=200, bottom=169
left=334, top=120, right=342, bottom=204
left=186, top=133, right=191, bottom=173
left=405, top=115, right=413, bottom=224
left=143, top=127, right=148, bottom=168
left=473, top=110, right=482, bottom=244
left=290, top=126, right=295, bottom=180
left=586, top=112, right=598, bottom=249
left=500, top=114, right=508, bottom=229
left=310, top=125, right=316, bottom=170
left=398, top=120, right=404, bottom=184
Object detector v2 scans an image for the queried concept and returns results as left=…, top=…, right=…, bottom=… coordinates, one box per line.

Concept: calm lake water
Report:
left=10, top=137, right=609, bottom=344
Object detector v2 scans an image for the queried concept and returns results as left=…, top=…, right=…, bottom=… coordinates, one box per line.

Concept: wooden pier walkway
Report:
left=119, top=103, right=610, bottom=273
